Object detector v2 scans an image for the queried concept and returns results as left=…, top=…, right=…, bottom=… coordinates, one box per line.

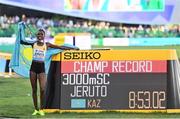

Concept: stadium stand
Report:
left=0, top=15, right=180, bottom=38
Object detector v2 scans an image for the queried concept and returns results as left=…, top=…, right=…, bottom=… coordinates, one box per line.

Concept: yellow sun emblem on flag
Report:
left=22, top=47, right=32, bottom=61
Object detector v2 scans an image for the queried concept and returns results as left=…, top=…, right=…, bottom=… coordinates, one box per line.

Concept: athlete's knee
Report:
left=40, top=83, right=46, bottom=93
left=40, top=87, right=45, bottom=94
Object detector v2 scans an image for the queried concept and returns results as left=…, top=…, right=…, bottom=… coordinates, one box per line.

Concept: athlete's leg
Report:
left=30, top=71, right=38, bottom=110
left=38, top=72, right=46, bottom=109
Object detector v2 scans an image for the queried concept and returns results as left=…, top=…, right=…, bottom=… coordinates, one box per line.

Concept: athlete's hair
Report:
left=38, top=28, right=46, bottom=36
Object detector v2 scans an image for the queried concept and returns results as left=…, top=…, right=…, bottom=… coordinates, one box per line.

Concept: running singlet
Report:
left=33, top=43, right=46, bottom=62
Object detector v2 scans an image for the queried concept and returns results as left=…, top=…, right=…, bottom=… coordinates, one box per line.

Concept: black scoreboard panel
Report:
left=167, top=60, right=180, bottom=109
left=45, top=50, right=180, bottom=111
left=60, top=73, right=166, bottom=109
left=59, top=50, right=169, bottom=110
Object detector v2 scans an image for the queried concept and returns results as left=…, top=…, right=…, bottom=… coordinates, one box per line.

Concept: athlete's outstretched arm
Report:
left=46, top=42, right=79, bottom=50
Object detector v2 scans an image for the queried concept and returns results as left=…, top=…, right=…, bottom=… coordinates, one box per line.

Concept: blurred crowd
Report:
left=0, top=15, right=180, bottom=38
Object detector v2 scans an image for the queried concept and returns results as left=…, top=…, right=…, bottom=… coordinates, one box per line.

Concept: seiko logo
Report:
left=64, top=52, right=101, bottom=60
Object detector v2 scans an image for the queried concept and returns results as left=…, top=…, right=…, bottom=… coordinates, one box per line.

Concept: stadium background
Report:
left=0, top=0, right=180, bottom=118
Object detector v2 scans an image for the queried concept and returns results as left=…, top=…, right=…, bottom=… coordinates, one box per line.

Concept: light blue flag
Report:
left=9, top=22, right=78, bottom=78
left=71, top=99, right=86, bottom=108
left=9, top=22, right=36, bottom=77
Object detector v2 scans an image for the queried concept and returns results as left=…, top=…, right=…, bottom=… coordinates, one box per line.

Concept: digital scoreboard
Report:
left=64, top=0, right=165, bottom=12
left=59, top=50, right=174, bottom=110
